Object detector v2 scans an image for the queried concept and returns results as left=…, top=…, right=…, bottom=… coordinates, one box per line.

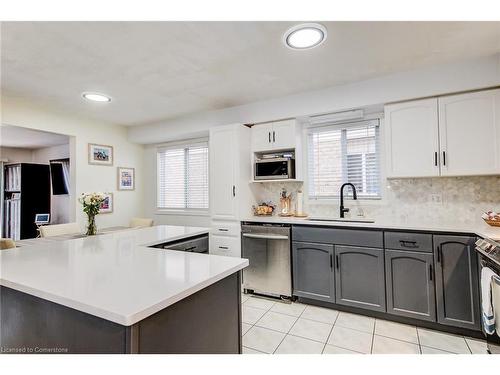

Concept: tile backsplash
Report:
left=250, top=176, right=500, bottom=226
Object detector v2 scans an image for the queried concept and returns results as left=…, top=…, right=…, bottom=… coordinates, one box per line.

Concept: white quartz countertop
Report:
left=0, top=225, right=248, bottom=326
left=242, top=216, right=500, bottom=241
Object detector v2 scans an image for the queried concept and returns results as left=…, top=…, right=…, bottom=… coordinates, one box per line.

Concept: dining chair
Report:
left=39, top=222, right=81, bottom=238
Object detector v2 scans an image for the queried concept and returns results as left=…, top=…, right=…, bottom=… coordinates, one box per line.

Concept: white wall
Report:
left=129, top=54, right=500, bottom=144
left=1, top=97, right=145, bottom=230
left=134, top=54, right=500, bottom=227
left=32, top=143, right=71, bottom=224
left=0, top=147, right=33, bottom=163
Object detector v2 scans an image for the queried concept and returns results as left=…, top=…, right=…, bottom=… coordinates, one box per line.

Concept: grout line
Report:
left=416, top=325, right=422, bottom=354
left=242, top=346, right=268, bottom=354
left=324, top=311, right=340, bottom=346
left=463, top=336, right=473, bottom=354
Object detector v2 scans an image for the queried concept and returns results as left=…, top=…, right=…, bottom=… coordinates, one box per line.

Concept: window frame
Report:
left=156, top=139, right=210, bottom=215
left=306, top=118, right=382, bottom=202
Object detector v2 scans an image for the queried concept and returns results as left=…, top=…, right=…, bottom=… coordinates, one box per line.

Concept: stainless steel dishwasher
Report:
left=241, top=223, right=291, bottom=298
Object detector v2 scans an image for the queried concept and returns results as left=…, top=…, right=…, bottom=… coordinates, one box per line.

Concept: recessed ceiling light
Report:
left=82, top=92, right=112, bottom=102
left=283, top=23, right=327, bottom=50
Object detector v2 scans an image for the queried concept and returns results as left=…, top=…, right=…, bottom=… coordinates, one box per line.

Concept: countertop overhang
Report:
left=0, top=225, right=248, bottom=326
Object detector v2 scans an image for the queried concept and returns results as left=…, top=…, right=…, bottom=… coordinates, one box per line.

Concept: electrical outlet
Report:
left=430, top=193, right=443, bottom=204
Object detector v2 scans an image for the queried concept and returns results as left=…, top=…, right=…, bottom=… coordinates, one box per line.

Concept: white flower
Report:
left=84, top=196, right=92, bottom=205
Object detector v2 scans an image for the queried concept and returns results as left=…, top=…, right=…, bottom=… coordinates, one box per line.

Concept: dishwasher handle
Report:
left=242, top=233, right=289, bottom=240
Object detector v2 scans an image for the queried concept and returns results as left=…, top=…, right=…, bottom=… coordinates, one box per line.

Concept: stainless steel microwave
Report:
left=254, top=157, right=295, bottom=180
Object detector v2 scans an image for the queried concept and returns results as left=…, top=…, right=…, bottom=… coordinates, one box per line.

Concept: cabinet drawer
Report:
left=209, top=234, right=241, bottom=257
left=292, top=226, right=383, bottom=248
left=384, top=231, right=433, bottom=252
left=211, top=222, right=240, bottom=237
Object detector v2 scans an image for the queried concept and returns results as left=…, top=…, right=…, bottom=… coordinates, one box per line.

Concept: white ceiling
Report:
left=2, top=21, right=500, bottom=126
left=0, top=125, right=69, bottom=149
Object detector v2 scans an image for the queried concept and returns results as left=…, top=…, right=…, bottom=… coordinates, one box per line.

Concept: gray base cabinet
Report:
left=334, top=246, right=386, bottom=312
left=385, top=249, right=436, bottom=321
left=434, top=235, right=480, bottom=330
left=292, top=241, right=334, bottom=303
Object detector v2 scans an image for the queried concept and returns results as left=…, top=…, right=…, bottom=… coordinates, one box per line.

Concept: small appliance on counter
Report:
left=279, top=187, right=293, bottom=217
left=254, top=151, right=295, bottom=180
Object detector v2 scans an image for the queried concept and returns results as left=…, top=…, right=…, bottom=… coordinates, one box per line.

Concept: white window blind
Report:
left=308, top=119, right=381, bottom=200
left=157, top=141, right=209, bottom=210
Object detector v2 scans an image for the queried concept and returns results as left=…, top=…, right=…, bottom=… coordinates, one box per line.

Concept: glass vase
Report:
left=86, top=213, right=97, bottom=236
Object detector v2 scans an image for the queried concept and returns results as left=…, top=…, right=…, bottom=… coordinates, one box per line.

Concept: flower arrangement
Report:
left=79, top=192, right=106, bottom=235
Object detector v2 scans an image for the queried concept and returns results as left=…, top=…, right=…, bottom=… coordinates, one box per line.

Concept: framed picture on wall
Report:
left=88, top=143, right=113, bottom=166
left=117, top=167, right=135, bottom=191
left=100, top=193, right=113, bottom=214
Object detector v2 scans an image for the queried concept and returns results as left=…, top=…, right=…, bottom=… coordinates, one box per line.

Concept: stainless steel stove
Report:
left=475, top=237, right=500, bottom=354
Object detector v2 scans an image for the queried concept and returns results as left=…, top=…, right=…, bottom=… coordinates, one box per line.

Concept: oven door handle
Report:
left=242, top=233, right=289, bottom=240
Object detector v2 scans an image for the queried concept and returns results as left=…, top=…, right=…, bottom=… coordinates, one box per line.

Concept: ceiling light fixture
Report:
left=283, top=23, right=327, bottom=50
left=82, top=92, right=112, bottom=103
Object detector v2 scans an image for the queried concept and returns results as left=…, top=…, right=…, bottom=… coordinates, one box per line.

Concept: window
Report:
left=157, top=141, right=209, bottom=211
left=308, top=119, right=380, bottom=200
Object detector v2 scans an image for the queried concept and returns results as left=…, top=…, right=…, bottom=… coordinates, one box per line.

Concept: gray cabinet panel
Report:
left=335, top=246, right=386, bottom=312
left=292, top=241, right=334, bottom=303
left=292, top=226, right=383, bottom=248
left=434, top=235, right=480, bottom=330
left=384, top=232, right=433, bottom=252
left=385, top=250, right=436, bottom=321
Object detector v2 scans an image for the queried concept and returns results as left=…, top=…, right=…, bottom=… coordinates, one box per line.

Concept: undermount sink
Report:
left=306, top=217, right=375, bottom=224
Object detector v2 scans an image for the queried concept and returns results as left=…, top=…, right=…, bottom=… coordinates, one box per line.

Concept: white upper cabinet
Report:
left=385, top=98, right=440, bottom=178
left=251, top=123, right=274, bottom=152
left=438, top=89, right=500, bottom=176
left=270, top=119, right=297, bottom=150
left=251, top=119, right=297, bottom=152
left=385, top=88, right=500, bottom=178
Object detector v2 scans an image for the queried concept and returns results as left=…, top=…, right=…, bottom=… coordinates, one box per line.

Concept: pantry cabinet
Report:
left=384, top=88, right=500, bottom=178
left=251, top=119, right=297, bottom=152
left=209, top=124, right=252, bottom=256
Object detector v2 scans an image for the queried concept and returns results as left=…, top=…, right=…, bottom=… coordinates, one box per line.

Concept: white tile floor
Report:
left=241, top=294, right=488, bottom=354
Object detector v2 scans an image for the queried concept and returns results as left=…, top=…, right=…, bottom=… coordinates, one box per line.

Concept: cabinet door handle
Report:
left=336, top=255, right=339, bottom=270
left=436, top=245, right=441, bottom=262
left=268, top=132, right=271, bottom=143
left=442, top=151, right=446, bottom=166
left=329, top=254, right=333, bottom=269
left=434, top=152, right=438, bottom=167
left=400, top=240, right=418, bottom=248
left=273, top=131, right=275, bottom=143
left=232, top=185, right=236, bottom=197
left=219, top=246, right=229, bottom=250
left=218, top=228, right=229, bottom=232
left=429, top=264, right=433, bottom=281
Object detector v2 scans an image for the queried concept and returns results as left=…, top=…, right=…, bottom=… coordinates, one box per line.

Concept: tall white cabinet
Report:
left=385, top=88, right=500, bottom=178
left=209, top=123, right=252, bottom=257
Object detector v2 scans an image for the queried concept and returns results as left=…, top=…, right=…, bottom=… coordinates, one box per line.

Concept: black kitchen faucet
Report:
left=340, top=183, right=358, bottom=218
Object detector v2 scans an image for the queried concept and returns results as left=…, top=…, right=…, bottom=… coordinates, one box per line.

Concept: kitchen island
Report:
left=0, top=225, right=248, bottom=354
